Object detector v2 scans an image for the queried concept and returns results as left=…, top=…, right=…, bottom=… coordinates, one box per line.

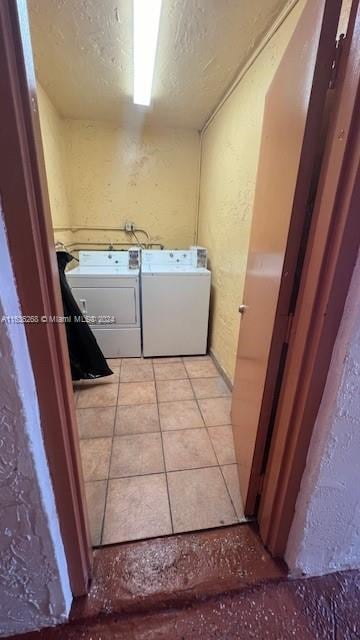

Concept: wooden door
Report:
left=259, top=0, right=360, bottom=555
left=231, top=0, right=342, bottom=514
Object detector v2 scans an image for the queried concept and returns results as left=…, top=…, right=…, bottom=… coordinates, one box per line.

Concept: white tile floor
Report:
left=74, top=355, right=245, bottom=546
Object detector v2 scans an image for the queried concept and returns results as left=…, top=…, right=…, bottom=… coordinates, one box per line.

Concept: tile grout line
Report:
left=189, top=369, right=239, bottom=524
left=86, top=462, right=239, bottom=485
left=203, top=418, right=239, bottom=523
left=77, top=381, right=229, bottom=411
left=106, top=463, right=233, bottom=482
left=217, top=455, right=240, bottom=524
left=188, top=375, right=206, bottom=428
left=79, top=423, right=234, bottom=444
left=189, top=375, right=223, bottom=467
left=81, top=357, right=235, bottom=545
left=96, top=519, right=244, bottom=549
left=100, top=358, right=122, bottom=546
left=153, top=360, right=175, bottom=535
left=201, top=365, right=239, bottom=522
left=79, top=423, right=233, bottom=442
left=76, top=369, right=117, bottom=546
left=166, top=463, right=235, bottom=474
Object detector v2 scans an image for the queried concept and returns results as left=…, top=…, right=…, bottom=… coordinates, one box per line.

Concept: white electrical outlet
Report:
left=124, top=222, right=136, bottom=232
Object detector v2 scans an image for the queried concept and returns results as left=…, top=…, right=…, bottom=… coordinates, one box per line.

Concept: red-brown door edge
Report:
left=259, top=0, right=360, bottom=556
left=232, top=0, right=342, bottom=515
left=0, top=0, right=92, bottom=594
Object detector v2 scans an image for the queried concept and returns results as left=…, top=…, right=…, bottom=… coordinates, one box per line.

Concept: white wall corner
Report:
left=0, top=206, right=72, bottom=637
left=286, top=250, right=360, bottom=576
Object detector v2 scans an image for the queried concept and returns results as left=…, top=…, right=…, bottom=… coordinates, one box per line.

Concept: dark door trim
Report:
left=0, top=0, right=92, bottom=594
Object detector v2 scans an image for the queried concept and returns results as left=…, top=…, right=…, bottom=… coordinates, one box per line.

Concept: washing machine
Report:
left=66, top=249, right=141, bottom=358
left=141, top=249, right=211, bottom=357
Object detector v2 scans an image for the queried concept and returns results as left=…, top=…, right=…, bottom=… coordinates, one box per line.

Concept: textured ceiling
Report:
left=27, top=0, right=289, bottom=129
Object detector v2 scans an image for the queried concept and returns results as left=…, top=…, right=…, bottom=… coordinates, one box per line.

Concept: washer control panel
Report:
left=79, top=250, right=139, bottom=269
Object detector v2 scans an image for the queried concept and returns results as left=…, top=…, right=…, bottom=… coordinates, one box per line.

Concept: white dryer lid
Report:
left=67, top=265, right=139, bottom=276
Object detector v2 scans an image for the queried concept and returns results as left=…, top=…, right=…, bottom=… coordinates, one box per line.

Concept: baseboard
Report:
left=209, top=348, right=233, bottom=391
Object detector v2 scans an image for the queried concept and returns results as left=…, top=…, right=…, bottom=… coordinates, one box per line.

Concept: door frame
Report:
left=258, top=0, right=360, bottom=556
left=0, top=0, right=92, bottom=594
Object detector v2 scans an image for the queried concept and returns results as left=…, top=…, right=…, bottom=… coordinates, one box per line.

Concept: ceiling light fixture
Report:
left=133, top=0, right=162, bottom=107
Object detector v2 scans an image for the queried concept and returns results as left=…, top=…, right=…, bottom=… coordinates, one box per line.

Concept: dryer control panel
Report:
left=142, top=250, right=193, bottom=267
left=142, top=247, right=208, bottom=268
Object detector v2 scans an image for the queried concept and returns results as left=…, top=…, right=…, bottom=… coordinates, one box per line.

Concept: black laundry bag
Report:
left=56, top=251, right=113, bottom=380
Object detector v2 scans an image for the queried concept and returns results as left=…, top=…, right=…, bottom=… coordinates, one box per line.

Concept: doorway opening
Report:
left=24, top=0, right=349, bottom=548
left=1, top=0, right=358, bottom=599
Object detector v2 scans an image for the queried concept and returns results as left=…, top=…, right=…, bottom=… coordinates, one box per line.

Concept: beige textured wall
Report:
left=36, top=83, right=72, bottom=245
left=37, top=84, right=200, bottom=250
left=63, top=120, right=200, bottom=249
left=197, top=0, right=305, bottom=381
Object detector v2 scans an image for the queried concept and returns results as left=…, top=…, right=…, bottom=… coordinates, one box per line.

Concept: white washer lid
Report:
left=142, top=265, right=210, bottom=276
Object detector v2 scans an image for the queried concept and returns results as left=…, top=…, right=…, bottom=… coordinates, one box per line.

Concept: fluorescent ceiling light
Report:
left=133, top=0, right=162, bottom=106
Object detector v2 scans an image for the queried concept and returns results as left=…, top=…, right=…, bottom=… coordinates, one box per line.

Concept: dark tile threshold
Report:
left=71, top=522, right=286, bottom=621
left=13, top=523, right=360, bottom=639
